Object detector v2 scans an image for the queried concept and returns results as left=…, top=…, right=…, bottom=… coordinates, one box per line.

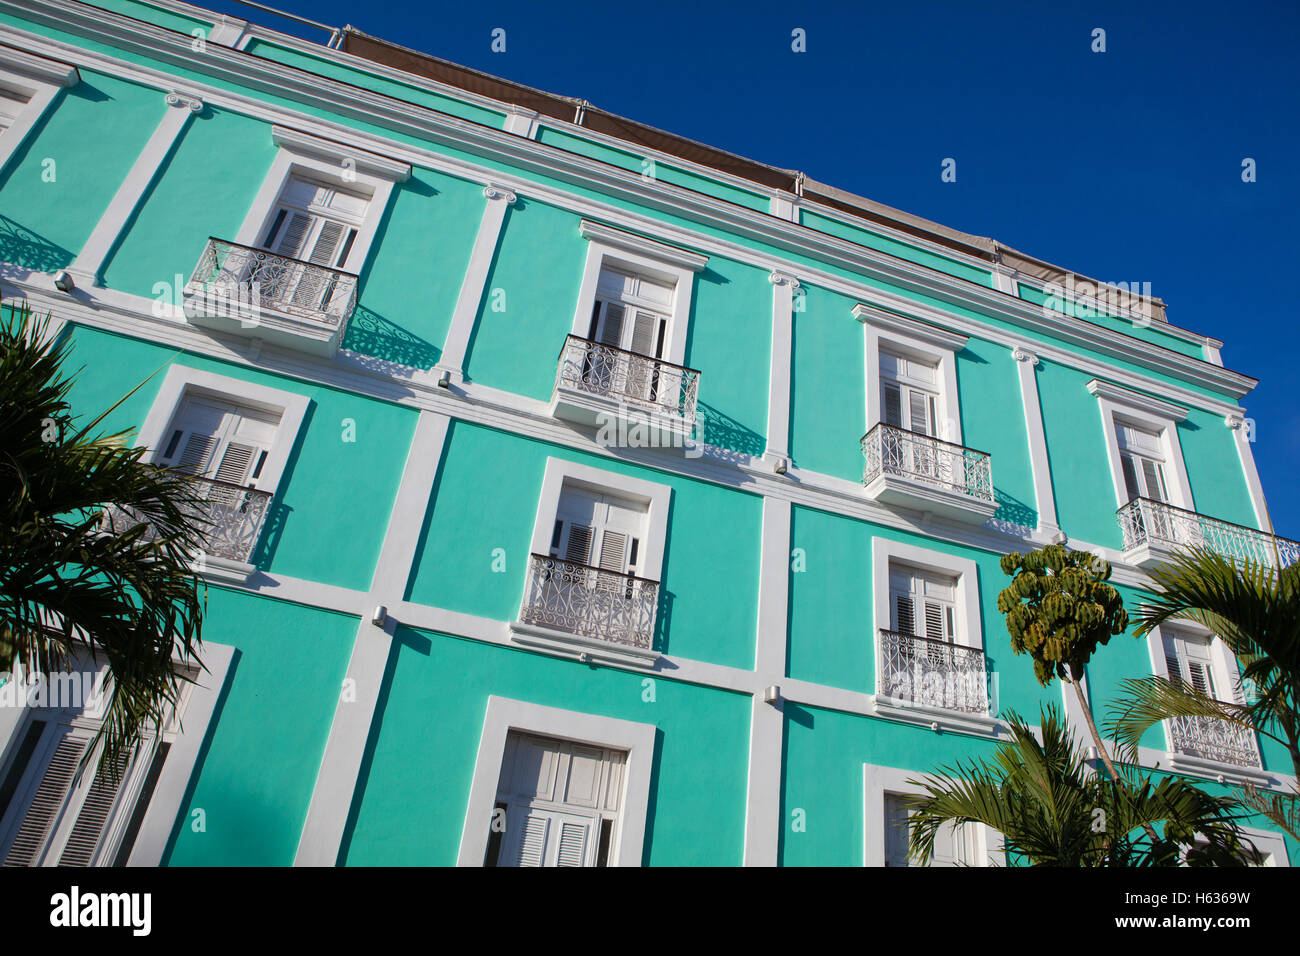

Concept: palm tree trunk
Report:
left=1069, top=666, right=1163, bottom=846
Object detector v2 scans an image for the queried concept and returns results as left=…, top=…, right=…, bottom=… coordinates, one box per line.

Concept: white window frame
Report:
left=134, top=365, right=310, bottom=582
left=0, top=49, right=79, bottom=175
left=509, top=457, right=671, bottom=667
left=457, top=696, right=656, bottom=867
left=573, top=220, right=708, bottom=369
left=871, top=537, right=997, bottom=735
left=863, top=762, right=1004, bottom=867
left=853, top=303, right=967, bottom=445
left=1236, top=826, right=1291, bottom=867
left=1143, top=621, right=1269, bottom=785
left=0, top=640, right=234, bottom=867
left=232, top=125, right=411, bottom=277
left=1087, top=379, right=1193, bottom=512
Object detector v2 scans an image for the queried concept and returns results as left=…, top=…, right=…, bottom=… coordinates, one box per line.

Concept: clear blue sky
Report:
left=202, top=0, right=1300, bottom=536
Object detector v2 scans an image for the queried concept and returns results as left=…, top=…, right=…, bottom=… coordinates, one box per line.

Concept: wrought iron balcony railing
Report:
left=1117, top=497, right=1300, bottom=569
left=101, top=477, right=272, bottom=565
left=519, top=553, right=659, bottom=651
left=187, top=237, right=359, bottom=331
left=1167, top=713, right=1261, bottom=769
left=555, top=335, right=700, bottom=426
left=878, top=629, right=990, bottom=715
left=861, top=423, right=993, bottom=503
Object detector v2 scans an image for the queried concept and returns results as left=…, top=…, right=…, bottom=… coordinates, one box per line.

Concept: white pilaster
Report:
left=765, top=271, right=798, bottom=465
left=294, top=410, right=451, bottom=865
left=744, top=496, right=790, bottom=866
left=66, top=91, right=202, bottom=287
left=434, top=184, right=516, bottom=384
left=1226, top=414, right=1271, bottom=532
left=1012, top=346, right=1061, bottom=538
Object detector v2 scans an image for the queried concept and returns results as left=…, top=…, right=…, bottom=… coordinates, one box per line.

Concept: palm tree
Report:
left=904, top=706, right=1260, bottom=866
left=1106, top=546, right=1300, bottom=841
left=0, top=299, right=206, bottom=768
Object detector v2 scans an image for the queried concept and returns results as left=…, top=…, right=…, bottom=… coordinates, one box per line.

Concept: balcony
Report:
left=877, top=630, right=990, bottom=715
left=102, top=477, right=272, bottom=583
left=550, top=335, right=699, bottom=449
left=182, top=238, right=358, bottom=356
left=1117, top=497, right=1300, bottom=571
left=509, top=553, right=660, bottom=666
left=1167, top=714, right=1262, bottom=773
left=860, top=423, right=997, bottom=524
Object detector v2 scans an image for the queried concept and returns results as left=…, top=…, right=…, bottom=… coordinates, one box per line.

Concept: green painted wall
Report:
left=1178, top=407, right=1258, bottom=529
left=405, top=420, right=761, bottom=669
left=1036, top=358, right=1125, bottom=549
left=788, top=282, right=865, bottom=482
left=163, top=589, right=358, bottom=866
left=802, top=209, right=993, bottom=288
left=345, top=165, right=486, bottom=370
left=0, top=69, right=164, bottom=272
left=101, top=107, right=274, bottom=297
left=341, top=629, right=751, bottom=865
left=462, top=198, right=585, bottom=398
left=955, top=336, right=1038, bottom=528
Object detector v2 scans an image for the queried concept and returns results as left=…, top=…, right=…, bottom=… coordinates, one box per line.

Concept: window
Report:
left=0, top=51, right=78, bottom=174
left=0, top=654, right=193, bottom=867
left=871, top=538, right=995, bottom=732
left=487, top=732, right=626, bottom=867
left=1087, top=379, right=1192, bottom=511
left=551, top=484, right=646, bottom=576
left=511, top=459, right=670, bottom=666
left=588, top=267, right=673, bottom=361
left=458, top=697, right=656, bottom=867
left=260, top=175, right=365, bottom=274
left=880, top=350, right=939, bottom=437
left=1117, top=422, right=1169, bottom=503
left=572, top=220, right=707, bottom=370
left=854, top=303, right=966, bottom=445
left=132, top=366, right=310, bottom=582
left=890, top=564, right=956, bottom=644
left=864, top=762, right=1003, bottom=867
left=884, top=792, right=981, bottom=867
left=1163, top=629, right=1222, bottom=700
left=157, top=395, right=279, bottom=489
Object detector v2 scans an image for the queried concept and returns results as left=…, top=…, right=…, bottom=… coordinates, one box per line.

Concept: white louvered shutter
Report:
left=159, top=397, right=277, bottom=489
left=882, top=382, right=903, bottom=428
left=1121, top=454, right=1142, bottom=501
left=562, top=524, right=593, bottom=565
left=1165, top=632, right=1219, bottom=700
left=2, top=732, right=85, bottom=867
left=595, top=302, right=625, bottom=347
left=908, top=389, right=932, bottom=436
left=58, top=753, right=129, bottom=867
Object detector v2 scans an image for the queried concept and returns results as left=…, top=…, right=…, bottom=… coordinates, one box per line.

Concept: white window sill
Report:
left=183, top=284, right=349, bottom=357
left=863, top=473, right=999, bottom=525
left=191, top=554, right=257, bottom=585
left=873, top=694, right=1001, bottom=738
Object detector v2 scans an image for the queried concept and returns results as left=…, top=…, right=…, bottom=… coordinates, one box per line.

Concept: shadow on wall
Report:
left=653, top=587, right=676, bottom=656
left=993, top=487, right=1037, bottom=530
left=694, top=400, right=764, bottom=460
left=341, top=305, right=442, bottom=371
left=0, top=215, right=73, bottom=277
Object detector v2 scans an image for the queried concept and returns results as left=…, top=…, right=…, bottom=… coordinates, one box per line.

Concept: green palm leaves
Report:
left=1, top=299, right=206, bottom=769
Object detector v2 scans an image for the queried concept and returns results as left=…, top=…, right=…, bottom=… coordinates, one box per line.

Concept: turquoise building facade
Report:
left=0, top=0, right=1293, bottom=866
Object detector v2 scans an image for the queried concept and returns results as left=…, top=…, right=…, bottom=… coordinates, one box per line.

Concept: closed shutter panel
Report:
left=212, top=442, right=257, bottom=486
left=2, top=733, right=85, bottom=867
left=628, top=311, right=660, bottom=358
left=58, top=753, right=130, bottom=867
left=908, top=389, right=932, bottom=436
left=883, top=382, right=903, bottom=428
left=1141, top=458, right=1168, bottom=502
left=512, top=809, right=549, bottom=867
left=556, top=820, right=589, bottom=867
left=597, top=303, right=625, bottom=347
left=161, top=398, right=278, bottom=489
left=924, top=601, right=948, bottom=643
left=1121, top=454, right=1142, bottom=501
left=268, top=211, right=313, bottom=259
left=176, top=432, right=219, bottom=474
left=597, top=531, right=628, bottom=573
left=563, top=524, right=593, bottom=565
left=894, top=594, right=916, bottom=635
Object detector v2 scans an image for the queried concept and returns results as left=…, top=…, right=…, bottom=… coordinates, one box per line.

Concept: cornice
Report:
left=0, top=3, right=1256, bottom=403
left=0, top=38, right=78, bottom=84
left=853, top=302, right=969, bottom=353
left=578, top=218, right=708, bottom=272
left=1086, top=379, right=1190, bottom=423
left=271, top=124, right=412, bottom=182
